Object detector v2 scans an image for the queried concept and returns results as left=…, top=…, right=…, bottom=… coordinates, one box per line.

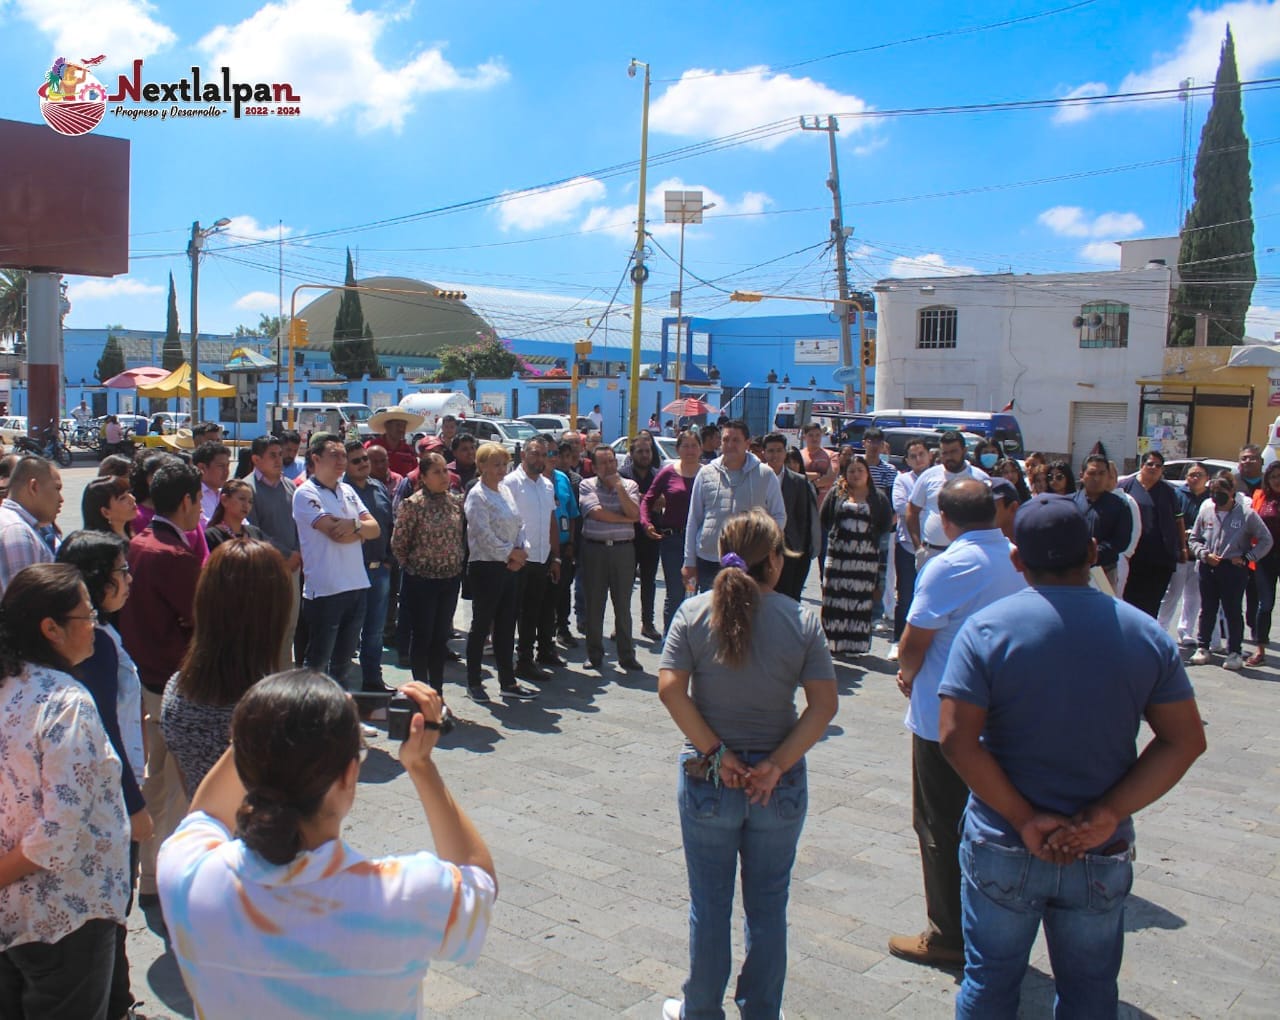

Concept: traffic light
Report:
left=290, top=318, right=309, bottom=348
left=434, top=289, right=467, bottom=301
left=861, top=336, right=874, bottom=367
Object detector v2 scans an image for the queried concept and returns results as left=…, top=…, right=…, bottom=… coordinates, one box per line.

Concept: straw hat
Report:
left=159, top=428, right=196, bottom=451
left=368, top=406, right=426, bottom=433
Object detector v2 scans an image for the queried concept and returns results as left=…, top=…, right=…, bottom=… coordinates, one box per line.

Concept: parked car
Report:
left=1159, top=458, right=1234, bottom=487
left=878, top=426, right=985, bottom=470
left=519, top=414, right=595, bottom=440
left=459, top=416, right=542, bottom=454
left=609, top=434, right=678, bottom=465
left=0, top=416, right=28, bottom=445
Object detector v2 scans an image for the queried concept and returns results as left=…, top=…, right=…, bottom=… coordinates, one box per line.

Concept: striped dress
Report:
left=820, top=487, right=889, bottom=654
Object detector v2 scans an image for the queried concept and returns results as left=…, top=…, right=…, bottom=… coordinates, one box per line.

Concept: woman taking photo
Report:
left=641, top=429, right=704, bottom=632
left=392, top=451, right=466, bottom=697
left=819, top=456, right=892, bottom=656
left=658, top=510, right=837, bottom=1020
left=462, top=442, right=536, bottom=703
left=82, top=473, right=138, bottom=539
left=157, top=673, right=496, bottom=1017
left=55, top=531, right=151, bottom=1020
left=1248, top=460, right=1280, bottom=666
left=204, top=478, right=265, bottom=551
left=161, top=539, right=293, bottom=795
left=0, top=564, right=131, bottom=1018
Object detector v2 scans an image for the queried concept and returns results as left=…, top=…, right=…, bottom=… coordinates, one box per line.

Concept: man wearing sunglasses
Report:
left=1073, top=454, right=1132, bottom=592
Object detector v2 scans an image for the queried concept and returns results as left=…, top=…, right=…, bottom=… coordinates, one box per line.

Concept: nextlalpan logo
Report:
left=39, top=55, right=303, bottom=135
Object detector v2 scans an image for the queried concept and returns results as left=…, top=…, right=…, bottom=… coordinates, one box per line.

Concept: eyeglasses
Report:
left=113, top=564, right=131, bottom=577
left=63, top=609, right=98, bottom=624
left=1048, top=472, right=1069, bottom=480
left=347, top=455, right=369, bottom=465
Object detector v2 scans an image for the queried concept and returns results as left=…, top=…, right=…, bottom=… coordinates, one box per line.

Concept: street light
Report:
left=626, top=58, right=650, bottom=439
left=664, top=191, right=714, bottom=399
left=187, top=217, right=231, bottom=417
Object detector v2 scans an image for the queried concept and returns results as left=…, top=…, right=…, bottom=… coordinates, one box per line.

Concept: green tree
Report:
left=1169, top=27, right=1256, bottom=347
left=162, top=272, right=184, bottom=369
left=0, top=269, right=26, bottom=348
left=433, top=337, right=523, bottom=383
left=96, top=331, right=126, bottom=381
left=330, top=249, right=380, bottom=379
left=233, top=313, right=288, bottom=339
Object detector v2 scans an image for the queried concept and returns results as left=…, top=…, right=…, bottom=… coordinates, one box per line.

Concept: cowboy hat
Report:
left=368, top=406, right=426, bottom=433
left=158, top=428, right=196, bottom=451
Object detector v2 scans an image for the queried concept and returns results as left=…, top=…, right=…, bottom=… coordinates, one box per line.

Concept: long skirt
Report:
left=821, top=500, right=879, bottom=654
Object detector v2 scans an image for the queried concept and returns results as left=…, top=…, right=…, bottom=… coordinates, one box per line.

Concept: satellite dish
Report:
left=1072, top=316, right=1085, bottom=328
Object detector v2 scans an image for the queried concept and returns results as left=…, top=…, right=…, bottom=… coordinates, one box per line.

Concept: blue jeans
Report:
left=659, top=531, right=687, bottom=632
left=872, top=532, right=891, bottom=620
left=359, top=565, right=391, bottom=690
left=893, top=541, right=917, bottom=642
left=302, top=588, right=368, bottom=686
left=678, top=752, right=807, bottom=1019
left=956, top=836, right=1133, bottom=1020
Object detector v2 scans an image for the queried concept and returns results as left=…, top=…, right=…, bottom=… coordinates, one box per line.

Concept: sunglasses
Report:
left=1048, top=472, right=1069, bottom=480
left=347, top=455, right=369, bottom=465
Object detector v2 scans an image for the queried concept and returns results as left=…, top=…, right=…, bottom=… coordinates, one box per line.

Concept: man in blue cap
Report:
left=938, top=494, right=1206, bottom=1018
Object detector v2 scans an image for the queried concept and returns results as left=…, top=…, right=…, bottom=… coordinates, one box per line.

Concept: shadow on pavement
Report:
left=1124, top=893, right=1186, bottom=932
left=139, top=902, right=194, bottom=1019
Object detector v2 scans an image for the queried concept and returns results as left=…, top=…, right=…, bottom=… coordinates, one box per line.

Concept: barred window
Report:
left=917, top=307, right=957, bottom=349
left=1078, top=301, right=1129, bottom=348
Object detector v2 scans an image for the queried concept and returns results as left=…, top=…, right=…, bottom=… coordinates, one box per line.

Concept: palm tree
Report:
left=0, top=269, right=27, bottom=350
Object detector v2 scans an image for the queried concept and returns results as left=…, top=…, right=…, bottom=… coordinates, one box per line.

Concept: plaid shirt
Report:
left=0, top=498, right=54, bottom=596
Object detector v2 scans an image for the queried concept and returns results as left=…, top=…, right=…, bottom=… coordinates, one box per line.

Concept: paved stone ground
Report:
left=52, top=468, right=1280, bottom=1018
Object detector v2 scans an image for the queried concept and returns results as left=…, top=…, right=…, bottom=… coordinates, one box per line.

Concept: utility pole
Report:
left=799, top=115, right=857, bottom=410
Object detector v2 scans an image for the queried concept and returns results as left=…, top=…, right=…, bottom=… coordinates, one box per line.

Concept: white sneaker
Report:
left=360, top=722, right=379, bottom=738
left=888, top=643, right=899, bottom=661
left=1188, top=648, right=1212, bottom=666
left=662, top=999, right=682, bottom=1020
left=1223, top=653, right=1243, bottom=671
left=1178, top=635, right=1197, bottom=648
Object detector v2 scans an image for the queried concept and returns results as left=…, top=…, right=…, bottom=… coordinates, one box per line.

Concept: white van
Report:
left=399, top=391, right=474, bottom=436
left=772, top=400, right=848, bottom=446
left=269, top=402, right=374, bottom=441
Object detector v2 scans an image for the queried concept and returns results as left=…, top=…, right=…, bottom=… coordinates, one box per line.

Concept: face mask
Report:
left=980, top=453, right=998, bottom=468
left=1212, top=491, right=1232, bottom=507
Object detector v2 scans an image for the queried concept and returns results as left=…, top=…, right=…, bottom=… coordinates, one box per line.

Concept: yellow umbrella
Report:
left=136, top=362, right=236, bottom=399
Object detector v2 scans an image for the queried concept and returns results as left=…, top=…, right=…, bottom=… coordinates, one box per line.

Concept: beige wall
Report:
left=1153, top=347, right=1275, bottom=457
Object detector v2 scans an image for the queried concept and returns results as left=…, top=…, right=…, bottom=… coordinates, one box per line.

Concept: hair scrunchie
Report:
left=720, top=552, right=748, bottom=571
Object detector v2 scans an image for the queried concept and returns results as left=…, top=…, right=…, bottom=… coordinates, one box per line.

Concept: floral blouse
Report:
left=0, top=663, right=130, bottom=950
left=464, top=482, right=529, bottom=564
left=392, top=489, right=465, bottom=579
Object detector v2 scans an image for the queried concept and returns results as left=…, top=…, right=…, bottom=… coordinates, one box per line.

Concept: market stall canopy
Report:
left=224, top=347, right=278, bottom=371
left=663, top=396, right=719, bottom=417
left=103, top=366, right=170, bottom=389
left=136, top=363, right=235, bottom=399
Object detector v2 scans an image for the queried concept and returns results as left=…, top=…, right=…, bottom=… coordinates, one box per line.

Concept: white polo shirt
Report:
left=501, top=469, right=556, bottom=564
left=908, top=463, right=989, bottom=549
left=292, top=477, right=370, bottom=599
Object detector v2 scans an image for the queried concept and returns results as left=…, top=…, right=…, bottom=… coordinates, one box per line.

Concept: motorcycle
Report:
left=13, top=423, right=74, bottom=467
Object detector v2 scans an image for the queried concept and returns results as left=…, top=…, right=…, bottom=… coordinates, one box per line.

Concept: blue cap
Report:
left=1013, top=494, right=1091, bottom=569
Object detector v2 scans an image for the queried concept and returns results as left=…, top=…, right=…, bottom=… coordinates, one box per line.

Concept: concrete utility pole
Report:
left=799, top=115, right=857, bottom=410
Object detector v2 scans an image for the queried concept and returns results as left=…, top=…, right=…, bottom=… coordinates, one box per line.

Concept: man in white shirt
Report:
left=890, top=479, right=1026, bottom=969
left=193, top=441, right=232, bottom=523
left=905, top=431, right=988, bottom=568
left=292, top=434, right=380, bottom=687
left=889, top=438, right=934, bottom=660
left=587, top=404, right=604, bottom=435
left=501, top=436, right=562, bottom=681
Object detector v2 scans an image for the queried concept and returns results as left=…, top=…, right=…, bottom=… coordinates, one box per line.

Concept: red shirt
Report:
left=365, top=436, right=418, bottom=477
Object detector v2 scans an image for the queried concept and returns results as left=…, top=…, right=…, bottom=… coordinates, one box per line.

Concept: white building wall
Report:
left=873, top=266, right=1172, bottom=463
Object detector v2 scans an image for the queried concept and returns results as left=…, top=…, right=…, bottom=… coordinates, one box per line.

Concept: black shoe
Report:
left=515, top=660, right=549, bottom=682
left=467, top=684, right=491, bottom=704
left=641, top=623, right=662, bottom=641
left=582, top=658, right=604, bottom=671
left=536, top=651, right=566, bottom=668
left=556, top=628, right=579, bottom=648
left=444, top=648, right=462, bottom=662
left=618, top=657, right=644, bottom=672
left=500, top=683, right=539, bottom=700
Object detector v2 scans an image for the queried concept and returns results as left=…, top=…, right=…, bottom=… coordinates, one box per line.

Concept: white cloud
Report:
left=223, top=215, right=295, bottom=242
left=853, top=136, right=888, bottom=157
left=496, top=177, right=607, bottom=232
left=649, top=67, right=871, bottom=150
left=1079, top=241, right=1122, bottom=265
left=1052, top=82, right=1108, bottom=124
left=1038, top=206, right=1144, bottom=239
left=887, top=253, right=977, bottom=279
left=1056, top=1, right=1280, bottom=123
left=14, top=0, right=175, bottom=61
left=1247, top=303, right=1280, bottom=340
left=234, top=290, right=280, bottom=312
left=66, top=276, right=163, bottom=301
left=198, top=0, right=508, bottom=131
left=580, top=177, right=772, bottom=240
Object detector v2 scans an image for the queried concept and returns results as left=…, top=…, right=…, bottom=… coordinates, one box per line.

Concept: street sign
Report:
left=831, top=365, right=860, bottom=384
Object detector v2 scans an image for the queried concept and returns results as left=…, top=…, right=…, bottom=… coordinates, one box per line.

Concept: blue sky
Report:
left=1, top=0, right=1277, bottom=342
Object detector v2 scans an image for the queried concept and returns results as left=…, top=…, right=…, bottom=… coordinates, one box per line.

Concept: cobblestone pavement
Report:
left=53, top=469, right=1278, bottom=1018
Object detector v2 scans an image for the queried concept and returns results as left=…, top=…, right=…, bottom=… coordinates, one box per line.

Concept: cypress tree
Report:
left=96, top=332, right=126, bottom=381
left=162, top=272, right=184, bottom=369
left=1169, top=27, right=1255, bottom=346
left=330, top=249, right=380, bottom=379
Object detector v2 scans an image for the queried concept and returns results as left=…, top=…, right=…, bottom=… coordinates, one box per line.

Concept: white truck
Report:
left=398, top=391, right=474, bottom=436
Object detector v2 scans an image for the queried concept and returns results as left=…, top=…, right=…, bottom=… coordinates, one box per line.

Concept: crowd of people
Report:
left=0, top=411, right=1238, bottom=1018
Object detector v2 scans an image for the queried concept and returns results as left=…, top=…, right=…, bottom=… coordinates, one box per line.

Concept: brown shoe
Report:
left=887, top=933, right=965, bottom=968
left=1245, top=649, right=1266, bottom=667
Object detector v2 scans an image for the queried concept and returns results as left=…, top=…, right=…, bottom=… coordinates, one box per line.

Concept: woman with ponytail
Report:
left=157, top=671, right=496, bottom=1018
left=657, top=509, right=838, bottom=1020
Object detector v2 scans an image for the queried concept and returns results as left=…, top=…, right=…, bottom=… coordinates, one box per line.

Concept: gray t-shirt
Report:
left=660, top=590, right=835, bottom=749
